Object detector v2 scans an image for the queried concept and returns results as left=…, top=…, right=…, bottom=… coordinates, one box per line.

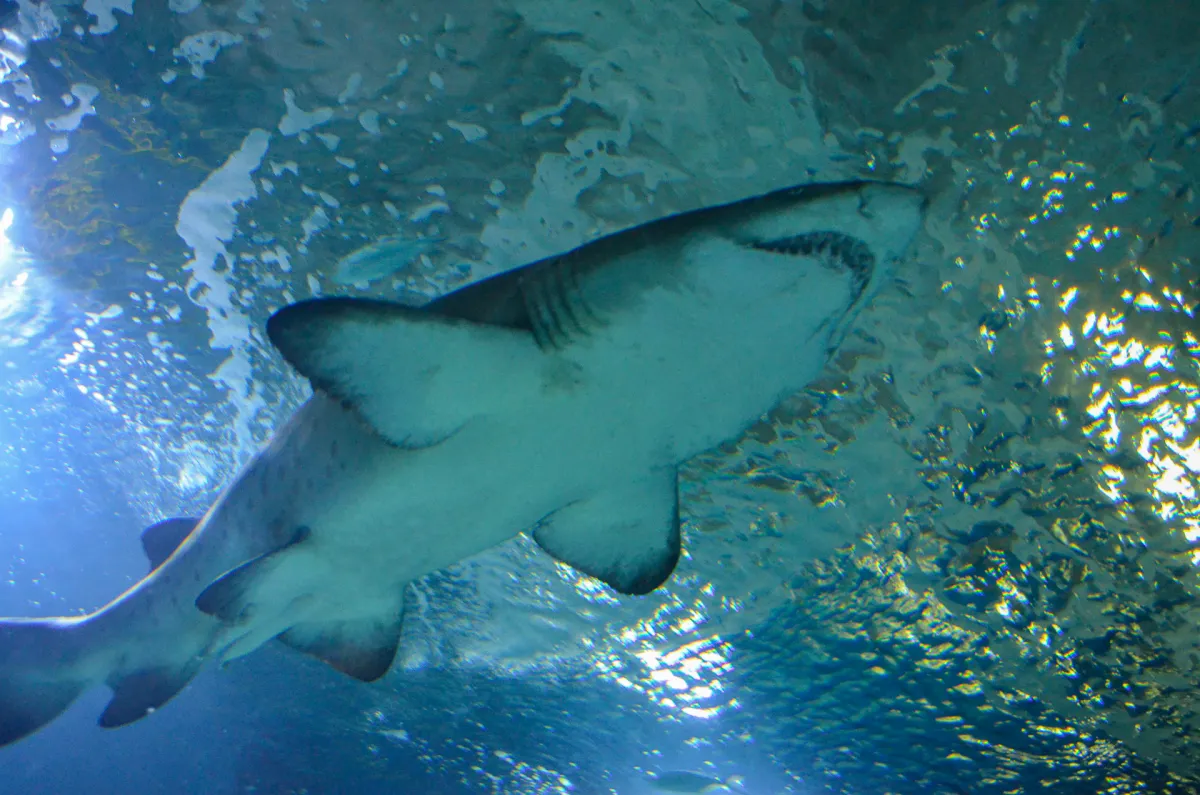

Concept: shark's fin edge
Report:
left=533, top=469, right=682, bottom=596
left=0, top=618, right=91, bottom=746
left=277, top=598, right=405, bottom=682
left=195, top=526, right=311, bottom=622
left=99, top=659, right=204, bottom=728
left=141, top=517, right=200, bottom=571
left=266, top=297, right=540, bottom=448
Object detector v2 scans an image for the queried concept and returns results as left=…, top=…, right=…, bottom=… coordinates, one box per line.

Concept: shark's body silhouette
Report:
left=0, top=180, right=922, bottom=746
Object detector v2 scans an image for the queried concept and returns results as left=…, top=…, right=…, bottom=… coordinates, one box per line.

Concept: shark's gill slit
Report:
left=550, top=260, right=588, bottom=337
left=538, top=266, right=575, bottom=346
left=521, top=275, right=555, bottom=349
left=563, top=255, right=603, bottom=330
left=525, top=267, right=580, bottom=349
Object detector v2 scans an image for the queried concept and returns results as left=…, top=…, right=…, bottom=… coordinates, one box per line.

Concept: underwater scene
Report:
left=0, top=0, right=1198, bottom=793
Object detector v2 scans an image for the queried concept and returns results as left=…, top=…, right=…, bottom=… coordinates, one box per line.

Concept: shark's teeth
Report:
left=751, top=231, right=874, bottom=299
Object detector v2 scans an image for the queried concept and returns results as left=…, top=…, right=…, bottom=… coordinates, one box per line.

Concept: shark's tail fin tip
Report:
left=0, top=617, right=92, bottom=747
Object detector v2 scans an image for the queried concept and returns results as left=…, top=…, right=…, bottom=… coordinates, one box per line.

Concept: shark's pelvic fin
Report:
left=195, top=526, right=311, bottom=622
left=533, top=467, right=681, bottom=595
left=100, top=659, right=205, bottom=728
left=140, top=517, right=200, bottom=571
left=277, top=597, right=406, bottom=682
left=267, top=297, right=542, bottom=448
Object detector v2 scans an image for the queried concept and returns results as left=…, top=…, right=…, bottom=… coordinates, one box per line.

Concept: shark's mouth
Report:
left=750, top=231, right=874, bottom=300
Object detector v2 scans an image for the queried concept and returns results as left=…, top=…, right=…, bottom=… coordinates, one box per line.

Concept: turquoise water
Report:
left=0, top=1, right=1199, bottom=793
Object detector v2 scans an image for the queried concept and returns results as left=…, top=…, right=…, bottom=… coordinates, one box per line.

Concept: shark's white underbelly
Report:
left=301, top=275, right=834, bottom=601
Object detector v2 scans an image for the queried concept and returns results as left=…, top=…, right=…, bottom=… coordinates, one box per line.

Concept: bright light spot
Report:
left=1097, top=464, right=1125, bottom=502
left=1151, top=456, right=1194, bottom=500
left=1143, top=345, right=1174, bottom=371
left=0, top=207, right=31, bottom=323
left=1058, top=285, right=1077, bottom=313
left=1081, top=311, right=1097, bottom=338
left=1170, top=439, right=1200, bottom=474
left=0, top=207, right=13, bottom=272
left=1025, top=279, right=1041, bottom=308
left=600, top=632, right=737, bottom=720
left=1133, top=293, right=1162, bottom=311
left=1096, top=312, right=1125, bottom=338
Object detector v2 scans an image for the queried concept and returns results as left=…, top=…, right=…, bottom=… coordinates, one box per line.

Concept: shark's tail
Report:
left=0, top=616, right=96, bottom=746
left=0, top=610, right=209, bottom=747
left=0, top=518, right=211, bottom=747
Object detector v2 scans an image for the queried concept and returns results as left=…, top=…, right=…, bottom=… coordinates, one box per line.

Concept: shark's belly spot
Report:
left=538, top=357, right=587, bottom=396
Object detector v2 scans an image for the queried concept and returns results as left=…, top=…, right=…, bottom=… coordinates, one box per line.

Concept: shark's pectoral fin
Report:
left=100, top=659, right=205, bottom=728
left=266, top=297, right=542, bottom=448
left=533, top=468, right=682, bottom=595
left=195, top=526, right=311, bottom=622
left=140, top=517, right=200, bottom=571
left=277, top=597, right=406, bottom=682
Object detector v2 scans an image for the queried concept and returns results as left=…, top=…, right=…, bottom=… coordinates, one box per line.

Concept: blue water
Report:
left=2, top=0, right=1200, bottom=793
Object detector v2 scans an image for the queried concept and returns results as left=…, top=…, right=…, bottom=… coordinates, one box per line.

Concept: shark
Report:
left=0, top=179, right=923, bottom=747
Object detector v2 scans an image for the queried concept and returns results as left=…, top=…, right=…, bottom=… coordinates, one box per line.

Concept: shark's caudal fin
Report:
left=0, top=615, right=207, bottom=744
left=0, top=618, right=92, bottom=745
left=0, top=516, right=206, bottom=747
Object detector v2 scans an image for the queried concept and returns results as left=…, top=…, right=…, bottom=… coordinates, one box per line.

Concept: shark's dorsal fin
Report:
left=277, top=600, right=406, bottom=682
left=140, top=518, right=200, bottom=571
left=533, top=467, right=681, bottom=595
left=267, top=298, right=542, bottom=448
